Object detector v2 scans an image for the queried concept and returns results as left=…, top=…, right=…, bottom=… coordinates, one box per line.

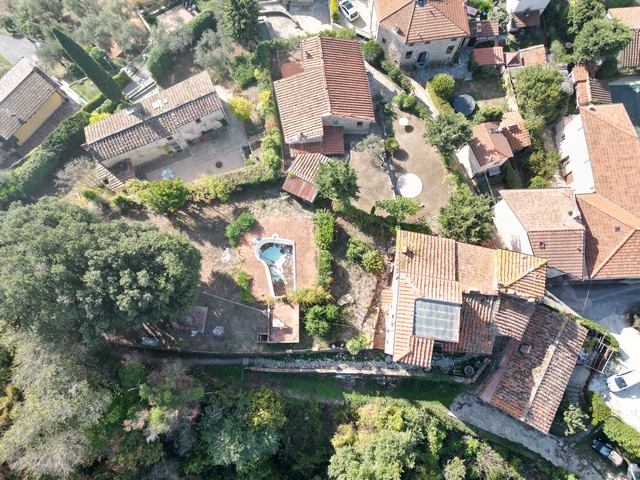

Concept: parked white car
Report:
left=607, top=369, right=640, bottom=392
left=339, top=0, right=359, bottom=22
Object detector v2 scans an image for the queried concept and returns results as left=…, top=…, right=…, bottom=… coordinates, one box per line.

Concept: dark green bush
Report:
left=230, top=54, right=257, bottom=89
left=603, top=416, right=640, bottom=458
left=261, top=130, right=282, bottom=157
left=381, top=60, right=413, bottom=93
left=430, top=73, right=455, bottom=100
left=572, top=315, right=620, bottom=351
left=80, top=188, right=99, bottom=200
left=346, top=238, right=373, bottom=262
left=236, top=269, right=252, bottom=302
left=147, top=48, right=173, bottom=80
left=313, top=210, right=335, bottom=250
left=317, top=249, right=332, bottom=288
left=129, top=178, right=190, bottom=213
left=362, top=39, right=384, bottom=68
left=604, top=0, right=632, bottom=7
left=426, top=81, right=454, bottom=114
left=111, top=193, right=134, bottom=213
left=385, top=137, right=399, bottom=153
left=473, top=105, right=504, bottom=124
left=503, top=161, right=518, bottom=188
left=188, top=162, right=280, bottom=203
left=361, top=250, right=383, bottom=273
left=188, top=10, right=217, bottom=40
left=304, top=304, right=341, bottom=338
left=585, top=391, right=612, bottom=426
left=66, top=63, right=83, bottom=77
left=226, top=212, right=257, bottom=247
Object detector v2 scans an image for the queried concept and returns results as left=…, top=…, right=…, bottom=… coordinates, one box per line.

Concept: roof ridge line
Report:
left=590, top=228, right=637, bottom=277
left=577, top=194, right=640, bottom=229
left=315, top=38, right=334, bottom=116
left=582, top=106, right=639, bottom=140
left=429, top=0, right=469, bottom=34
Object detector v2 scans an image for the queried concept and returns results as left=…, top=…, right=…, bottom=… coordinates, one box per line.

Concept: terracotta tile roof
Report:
left=468, top=19, right=499, bottom=37
left=580, top=104, right=640, bottom=217
left=609, top=6, right=640, bottom=27
left=442, top=293, right=496, bottom=354
left=572, top=66, right=612, bottom=106
left=485, top=306, right=587, bottom=433
left=511, top=11, right=541, bottom=28
left=289, top=142, right=323, bottom=156
left=390, top=231, right=548, bottom=367
left=474, top=47, right=505, bottom=66
left=396, top=336, right=435, bottom=367
left=499, top=188, right=585, bottom=278
left=504, top=45, right=547, bottom=68
left=84, top=72, right=222, bottom=162
left=274, top=36, right=374, bottom=144
left=281, top=153, right=329, bottom=202
left=0, top=58, right=61, bottom=140
left=95, top=159, right=136, bottom=191
left=577, top=193, right=640, bottom=279
left=500, top=111, right=531, bottom=151
left=376, top=0, right=470, bottom=44
left=470, top=122, right=513, bottom=165
left=492, top=295, right=535, bottom=340
left=321, top=125, right=344, bottom=154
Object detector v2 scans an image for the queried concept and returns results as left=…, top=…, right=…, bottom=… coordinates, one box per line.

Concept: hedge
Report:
left=226, top=212, right=256, bottom=247
left=188, top=10, right=217, bottom=40
left=603, top=416, right=640, bottom=459
left=80, top=70, right=131, bottom=114
left=317, top=249, right=332, bottom=288
left=147, top=48, right=173, bottom=80
left=426, top=81, right=454, bottom=114
left=572, top=315, right=620, bottom=351
left=585, top=392, right=612, bottom=426
left=381, top=59, right=413, bottom=93
left=393, top=93, right=430, bottom=120
left=313, top=210, right=335, bottom=250
left=0, top=111, right=90, bottom=208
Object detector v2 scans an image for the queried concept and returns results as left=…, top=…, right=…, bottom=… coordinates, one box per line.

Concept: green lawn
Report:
left=71, top=79, right=100, bottom=101
left=0, top=54, right=12, bottom=78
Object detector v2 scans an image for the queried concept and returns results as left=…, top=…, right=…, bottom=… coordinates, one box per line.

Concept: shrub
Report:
left=361, top=250, right=384, bottom=273
left=528, top=176, right=549, bottom=188
left=381, top=59, right=413, bottom=93
left=527, top=150, right=560, bottom=180
left=385, top=137, right=399, bottom=154
left=346, top=334, right=369, bottom=354
left=66, top=63, right=83, bottom=77
left=229, top=55, right=257, bottom=88
left=317, top=249, right=332, bottom=288
left=572, top=316, right=620, bottom=351
left=430, top=73, right=455, bottom=100
left=603, top=416, right=640, bottom=458
left=330, top=0, right=339, bottom=21
left=236, top=269, right=252, bottom=303
left=426, top=81, right=454, bottom=114
left=129, top=178, right=189, bottom=214
left=261, top=131, right=282, bottom=157
left=147, top=48, right=173, bottom=79
left=304, top=304, right=341, bottom=338
left=346, top=238, right=373, bottom=262
left=89, top=111, right=110, bottom=124
left=362, top=39, right=384, bottom=68
left=313, top=210, right=335, bottom=250
left=225, top=212, right=256, bottom=247
left=112, top=193, right=134, bottom=213
left=503, top=161, right=518, bottom=188
left=188, top=10, right=217, bottom=40
left=79, top=188, right=99, bottom=200
left=288, top=286, right=331, bottom=306
left=562, top=400, right=588, bottom=436
left=473, top=105, right=504, bottom=124
left=228, top=97, right=254, bottom=121
left=585, top=392, right=612, bottom=426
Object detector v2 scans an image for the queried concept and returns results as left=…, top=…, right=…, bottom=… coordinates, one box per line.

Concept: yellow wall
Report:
left=13, top=91, right=64, bottom=145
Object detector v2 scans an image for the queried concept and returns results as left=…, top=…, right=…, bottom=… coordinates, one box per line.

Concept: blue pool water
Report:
left=610, top=83, right=640, bottom=135
left=258, top=242, right=294, bottom=296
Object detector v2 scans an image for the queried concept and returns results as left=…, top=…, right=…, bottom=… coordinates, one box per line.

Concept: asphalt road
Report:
left=546, top=281, right=640, bottom=430
left=0, top=33, right=38, bottom=65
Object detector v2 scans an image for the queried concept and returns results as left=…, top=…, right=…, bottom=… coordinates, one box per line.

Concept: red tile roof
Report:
left=504, top=45, right=547, bottom=68
left=321, top=125, right=344, bottom=155
left=481, top=306, right=587, bottom=433
left=609, top=6, right=640, bottom=27
left=281, top=153, right=330, bottom=202
left=468, top=19, right=499, bottom=37
left=375, top=0, right=470, bottom=44
left=576, top=193, right=640, bottom=279
left=511, top=11, right=541, bottom=28
left=572, top=66, right=612, bottom=106
left=471, top=122, right=513, bottom=166
left=499, top=188, right=585, bottom=278
left=0, top=58, right=61, bottom=140
left=84, top=72, right=222, bottom=162
left=474, top=47, right=505, bottom=66
left=274, top=36, right=374, bottom=144
left=95, top=159, right=136, bottom=191
left=390, top=231, right=547, bottom=367
left=500, top=111, right=531, bottom=151
left=580, top=104, right=640, bottom=217
left=492, top=295, right=535, bottom=340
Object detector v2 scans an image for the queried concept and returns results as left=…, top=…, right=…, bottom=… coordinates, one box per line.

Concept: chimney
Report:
left=519, top=344, right=532, bottom=354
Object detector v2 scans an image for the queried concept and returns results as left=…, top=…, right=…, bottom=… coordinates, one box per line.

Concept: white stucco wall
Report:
left=376, top=24, right=463, bottom=66
left=494, top=199, right=534, bottom=255
left=385, top=274, right=399, bottom=357
left=322, top=115, right=372, bottom=134
left=555, top=114, right=596, bottom=194
left=176, top=110, right=225, bottom=141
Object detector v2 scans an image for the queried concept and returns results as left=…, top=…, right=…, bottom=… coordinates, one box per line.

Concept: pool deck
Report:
left=238, top=216, right=317, bottom=343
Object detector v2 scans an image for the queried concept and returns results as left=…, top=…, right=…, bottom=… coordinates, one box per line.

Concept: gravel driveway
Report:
left=546, top=282, right=640, bottom=431
left=450, top=393, right=616, bottom=480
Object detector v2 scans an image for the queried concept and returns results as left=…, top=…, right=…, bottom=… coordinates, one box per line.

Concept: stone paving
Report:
left=412, top=47, right=474, bottom=84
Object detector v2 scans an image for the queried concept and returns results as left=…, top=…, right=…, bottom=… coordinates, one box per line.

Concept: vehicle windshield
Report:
left=615, top=376, right=628, bottom=389
left=344, top=2, right=353, bottom=8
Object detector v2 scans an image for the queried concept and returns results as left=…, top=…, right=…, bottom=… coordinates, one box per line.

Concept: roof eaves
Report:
left=590, top=228, right=637, bottom=278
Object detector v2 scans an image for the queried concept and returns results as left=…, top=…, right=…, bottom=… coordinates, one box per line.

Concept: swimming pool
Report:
left=255, top=238, right=296, bottom=297
left=610, top=82, right=640, bottom=135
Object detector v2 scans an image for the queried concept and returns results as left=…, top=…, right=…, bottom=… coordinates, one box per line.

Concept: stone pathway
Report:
left=450, top=393, right=616, bottom=480
left=413, top=47, right=473, bottom=84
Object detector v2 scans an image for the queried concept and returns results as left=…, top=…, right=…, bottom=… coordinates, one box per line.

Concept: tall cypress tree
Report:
left=52, top=27, right=123, bottom=102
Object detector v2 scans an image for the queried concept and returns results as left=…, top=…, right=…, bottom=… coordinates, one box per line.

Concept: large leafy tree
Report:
left=573, top=18, right=633, bottom=63
left=223, top=0, right=261, bottom=46
left=424, top=112, right=472, bottom=158
left=52, top=27, right=124, bottom=102
left=438, top=188, right=493, bottom=244
left=375, top=197, right=421, bottom=222
left=0, top=198, right=201, bottom=344
left=567, top=0, right=605, bottom=35
left=513, top=65, right=570, bottom=125
left=0, top=333, right=111, bottom=478
left=315, top=159, right=360, bottom=205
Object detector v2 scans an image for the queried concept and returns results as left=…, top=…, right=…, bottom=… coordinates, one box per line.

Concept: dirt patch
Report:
left=389, top=112, right=450, bottom=228
left=350, top=148, right=395, bottom=213
left=455, top=78, right=507, bottom=109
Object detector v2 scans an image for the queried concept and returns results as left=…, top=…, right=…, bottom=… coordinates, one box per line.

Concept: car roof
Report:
left=621, top=370, right=640, bottom=383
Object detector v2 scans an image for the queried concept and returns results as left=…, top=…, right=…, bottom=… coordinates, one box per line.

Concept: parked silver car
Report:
left=339, top=0, right=359, bottom=22
left=607, top=369, right=640, bottom=392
